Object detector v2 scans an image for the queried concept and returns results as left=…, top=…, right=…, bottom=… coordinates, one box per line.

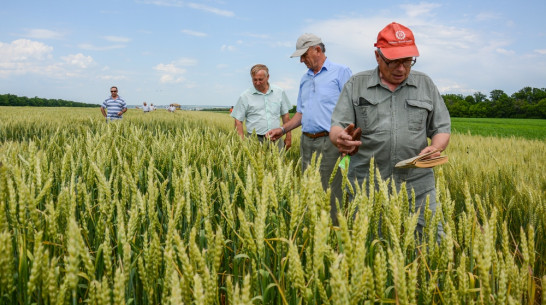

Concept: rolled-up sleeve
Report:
left=427, top=84, right=451, bottom=138
left=230, top=95, right=247, bottom=122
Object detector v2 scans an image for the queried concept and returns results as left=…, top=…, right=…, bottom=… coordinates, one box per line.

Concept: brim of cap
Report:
left=380, top=45, right=419, bottom=60
left=290, top=48, right=308, bottom=58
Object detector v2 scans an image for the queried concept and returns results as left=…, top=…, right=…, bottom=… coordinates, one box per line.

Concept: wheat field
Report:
left=0, top=107, right=544, bottom=304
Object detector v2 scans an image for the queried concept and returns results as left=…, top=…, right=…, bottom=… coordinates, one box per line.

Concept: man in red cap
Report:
left=329, top=22, right=451, bottom=240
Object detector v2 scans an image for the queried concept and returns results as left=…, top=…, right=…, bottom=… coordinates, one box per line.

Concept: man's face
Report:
left=300, top=46, right=321, bottom=71
left=110, top=88, right=118, bottom=98
left=252, top=70, right=269, bottom=93
left=375, top=51, right=413, bottom=87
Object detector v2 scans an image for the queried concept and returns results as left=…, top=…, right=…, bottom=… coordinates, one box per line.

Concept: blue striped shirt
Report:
left=296, top=58, right=352, bottom=133
left=102, top=96, right=127, bottom=119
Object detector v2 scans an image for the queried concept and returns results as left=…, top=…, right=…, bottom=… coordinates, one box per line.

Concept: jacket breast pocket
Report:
left=355, top=97, right=380, bottom=135
left=406, top=99, right=432, bottom=132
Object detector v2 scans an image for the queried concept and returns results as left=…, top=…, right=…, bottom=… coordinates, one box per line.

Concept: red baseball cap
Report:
left=374, top=22, right=419, bottom=60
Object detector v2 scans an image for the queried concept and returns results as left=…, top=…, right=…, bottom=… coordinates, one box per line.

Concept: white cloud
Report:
left=221, top=45, right=236, bottom=52
left=496, top=48, right=515, bottom=56
left=139, top=0, right=234, bottom=17
left=535, top=49, right=546, bottom=55
left=400, top=2, right=441, bottom=18
left=154, top=58, right=196, bottom=83
left=61, top=53, right=95, bottom=68
left=78, top=43, right=126, bottom=51
left=160, top=74, right=185, bottom=83
left=137, top=0, right=183, bottom=7
left=187, top=3, right=234, bottom=17
left=103, top=36, right=131, bottom=43
left=23, top=29, right=64, bottom=40
left=242, top=33, right=270, bottom=39
left=99, top=75, right=127, bottom=81
left=174, top=58, right=198, bottom=66
left=155, top=63, right=187, bottom=74
left=0, top=39, right=53, bottom=61
left=273, top=78, right=298, bottom=91
left=0, top=39, right=57, bottom=78
left=0, top=39, right=102, bottom=79
left=475, top=12, right=501, bottom=22
left=271, top=41, right=292, bottom=48
left=436, top=81, right=477, bottom=95
left=181, top=29, right=207, bottom=37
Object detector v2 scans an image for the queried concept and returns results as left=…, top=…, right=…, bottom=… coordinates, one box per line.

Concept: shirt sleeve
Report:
left=230, top=95, right=247, bottom=122
left=331, top=76, right=356, bottom=129
left=338, top=66, right=353, bottom=91
left=426, top=78, right=451, bottom=137
left=296, top=75, right=304, bottom=113
left=280, top=90, right=291, bottom=115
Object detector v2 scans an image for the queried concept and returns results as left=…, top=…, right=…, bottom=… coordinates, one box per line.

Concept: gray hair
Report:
left=250, top=64, right=269, bottom=77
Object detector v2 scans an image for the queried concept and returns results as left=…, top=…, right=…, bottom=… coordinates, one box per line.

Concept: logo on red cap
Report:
left=374, top=22, right=419, bottom=59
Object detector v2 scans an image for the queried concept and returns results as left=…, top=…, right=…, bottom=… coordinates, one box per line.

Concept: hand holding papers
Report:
left=395, top=149, right=448, bottom=168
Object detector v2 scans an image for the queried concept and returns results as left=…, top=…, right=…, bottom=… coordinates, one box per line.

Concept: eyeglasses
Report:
left=377, top=49, right=416, bottom=69
left=111, top=90, right=117, bottom=93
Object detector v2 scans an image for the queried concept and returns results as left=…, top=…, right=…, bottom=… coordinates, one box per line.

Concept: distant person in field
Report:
left=231, top=64, right=292, bottom=149
left=230, top=105, right=236, bottom=128
left=329, top=22, right=451, bottom=239
left=101, top=86, right=127, bottom=121
left=266, top=33, right=352, bottom=224
left=142, top=101, right=150, bottom=112
left=150, top=103, right=156, bottom=111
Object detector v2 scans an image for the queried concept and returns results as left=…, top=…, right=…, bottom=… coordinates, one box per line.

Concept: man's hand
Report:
left=266, top=128, right=283, bottom=141
left=346, top=124, right=362, bottom=155
left=283, top=136, right=292, bottom=150
left=419, top=133, right=450, bottom=159
left=332, top=124, right=362, bottom=156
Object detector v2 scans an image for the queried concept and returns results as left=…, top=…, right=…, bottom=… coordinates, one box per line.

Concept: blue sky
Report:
left=1, top=0, right=545, bottom=107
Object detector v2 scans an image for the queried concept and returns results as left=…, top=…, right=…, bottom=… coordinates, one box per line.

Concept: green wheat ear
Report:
left=0, top=107, right=544, bottom=304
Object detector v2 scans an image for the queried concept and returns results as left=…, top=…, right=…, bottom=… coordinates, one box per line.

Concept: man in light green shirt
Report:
left=231, top=64, right=292, bottom=148
left=330, top=22, right=451, bottom=239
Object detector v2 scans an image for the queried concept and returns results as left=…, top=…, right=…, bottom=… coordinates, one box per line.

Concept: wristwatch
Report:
left=280, top=126, right=286, bottom=134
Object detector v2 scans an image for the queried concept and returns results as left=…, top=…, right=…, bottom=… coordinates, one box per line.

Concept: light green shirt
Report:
left=231, top=84, right=292, bottom=135
left=331, top=67, right=451, bottom=194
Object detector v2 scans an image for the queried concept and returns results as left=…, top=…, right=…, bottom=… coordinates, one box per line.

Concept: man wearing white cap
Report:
left=330, top=22, right=451, bottom=239
left=267, top=33, right=352, bottom=224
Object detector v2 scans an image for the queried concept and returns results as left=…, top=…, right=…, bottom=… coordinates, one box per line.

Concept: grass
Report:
left=451, top=117, right=546, bottom=140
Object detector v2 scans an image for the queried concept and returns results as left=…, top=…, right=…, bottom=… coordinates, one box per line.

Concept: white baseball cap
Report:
left=290, top=33, right=322, bottom=58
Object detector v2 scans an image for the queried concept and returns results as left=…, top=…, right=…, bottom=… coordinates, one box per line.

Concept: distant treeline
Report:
left=443, top=87, right=546, bottom=119
left=2, top=87, right=546, bottom=118
left=0, top=94, right=99, bottom=108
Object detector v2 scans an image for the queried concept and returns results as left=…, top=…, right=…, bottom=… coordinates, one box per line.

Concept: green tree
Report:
left=490, top=89, right=513, bottom=117
left=473, top=91, right=488, bottom=103
left=512, top=87, right=546, bottom=104
left=536, top=98, right=546, bottom=118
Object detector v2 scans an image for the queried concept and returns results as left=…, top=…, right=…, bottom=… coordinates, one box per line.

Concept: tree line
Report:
left=443, top=87, right=546, bottom=119
left=0, top=94, right=99, bottom=108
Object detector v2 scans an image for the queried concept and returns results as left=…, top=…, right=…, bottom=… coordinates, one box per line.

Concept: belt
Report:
left=303, top=131, right=329, bottom=138
left=248, top=133, right=266, bottom=139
